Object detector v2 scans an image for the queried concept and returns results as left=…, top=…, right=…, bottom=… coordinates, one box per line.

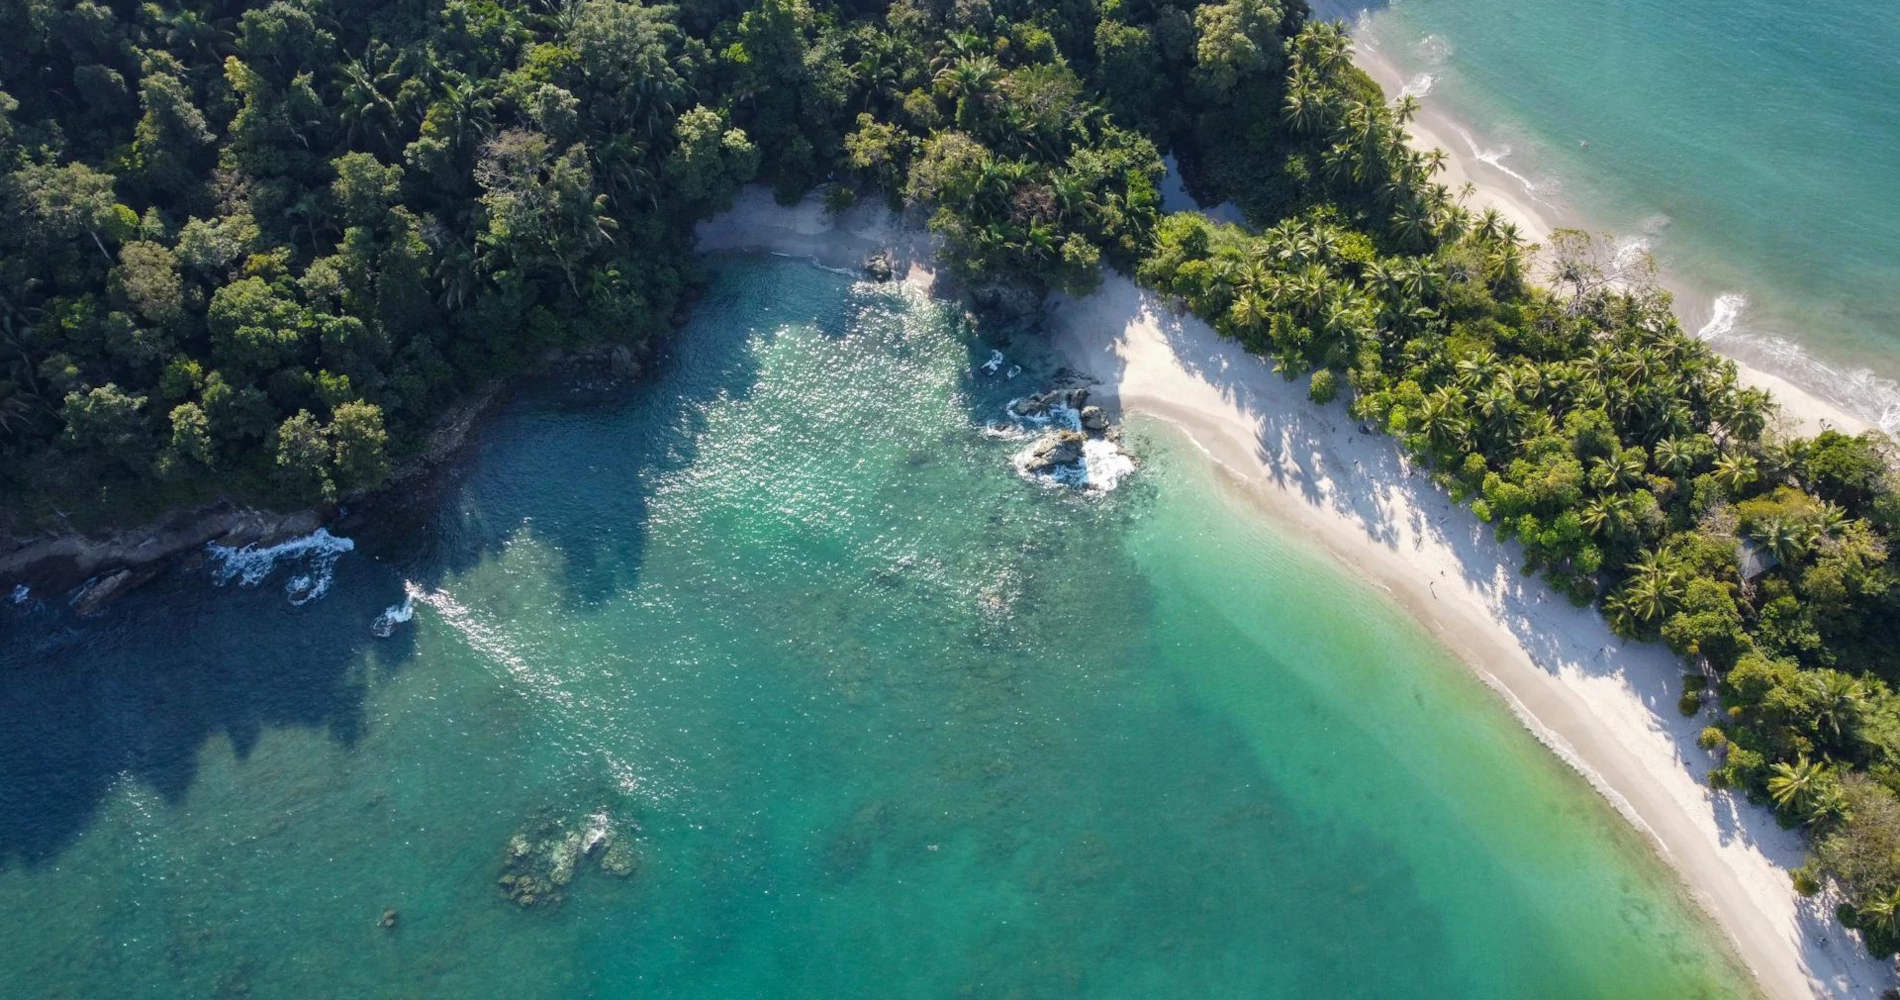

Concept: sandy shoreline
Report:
left=699, top=188, right=1898, bottom=997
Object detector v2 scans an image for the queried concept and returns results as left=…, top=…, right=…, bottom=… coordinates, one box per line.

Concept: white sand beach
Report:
left=1350, top=45, right=1875, bottom=441
left=699, top=184, right=1898, bottom=997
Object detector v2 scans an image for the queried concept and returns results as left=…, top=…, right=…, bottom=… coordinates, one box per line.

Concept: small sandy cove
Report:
left=700, top=185, right=1896, bottom=997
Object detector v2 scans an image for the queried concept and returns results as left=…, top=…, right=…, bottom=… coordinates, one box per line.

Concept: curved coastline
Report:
left=698, top=190, right=1898, bottom=997
left=1344, top=37, right=1881, bottom=441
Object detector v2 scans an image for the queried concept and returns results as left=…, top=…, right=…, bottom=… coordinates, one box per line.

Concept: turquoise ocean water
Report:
left=0, top=258, right=1751, bottom=997
left=1337, top=0, right=1900, bottom=429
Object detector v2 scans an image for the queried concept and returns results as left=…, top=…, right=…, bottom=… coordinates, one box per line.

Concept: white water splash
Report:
left=1695, top=294, right=1747, bottom=342
left=1398, top=73, right=1437, bottom=100
left=10, top=584, right=28, bottom=605
left=980, top=349, right=1006, bottom=375
left=1006, top=397, right=1083, bottom=432
left=1013, top=436, right=1140, bottom=493
left=371, top=584, right=419, bottom=637
left=206, top=528, right=354, bottom=605
left=1451, top=125, right=1548, bottom=203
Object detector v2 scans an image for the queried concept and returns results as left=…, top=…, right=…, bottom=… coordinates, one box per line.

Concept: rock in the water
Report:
left=1023, top=430, right=1086, bottom=473
left=608, top=344, right=640, bottom=379
left=380, top=907, right=398, bottom=929
left=1012, top=392, right=1052, bottom=418
left=1079, top=406, right=1109, bottom=434
left=862, top=251, right=894, bottom=281
left=71, top=569, right=133, bottom=617
left=1065, top=387, right=1089, bottom=410
left=600, top=840, right=637, bottom=877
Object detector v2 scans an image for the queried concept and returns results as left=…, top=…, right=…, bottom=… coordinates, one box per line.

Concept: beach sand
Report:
left=699, top=186, right=1898, bottom=997
left=1351, top=46, right=1876, bottom=441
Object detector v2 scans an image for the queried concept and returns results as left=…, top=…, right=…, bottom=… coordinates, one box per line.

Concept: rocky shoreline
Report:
left=0, top=342, right=642, bottom=617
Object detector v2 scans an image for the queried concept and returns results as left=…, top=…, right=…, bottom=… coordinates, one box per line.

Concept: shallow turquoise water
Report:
left=0, top=257, right=1750, bottom=997
left=1344, top=0, right=1900, bottom=427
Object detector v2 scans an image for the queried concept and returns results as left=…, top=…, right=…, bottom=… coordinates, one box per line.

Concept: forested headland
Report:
left=7, top=0, right=1900, bottom=960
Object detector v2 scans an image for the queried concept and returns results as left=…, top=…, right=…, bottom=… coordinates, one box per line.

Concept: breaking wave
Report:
left=1450, top=125, right=1551, bottom=205
left=1690, top=293, right=1900, bottom=434
left=1398, top=73, right=1436, bottom=100
left=372, top=584, right=419, bottom=637
left=206, top=528, right=354, bottom=605
left=1694, top=294, right=1747, bottom=342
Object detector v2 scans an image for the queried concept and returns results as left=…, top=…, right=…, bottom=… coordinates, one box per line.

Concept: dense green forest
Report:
left=6, top=0, right=1900, bottom=960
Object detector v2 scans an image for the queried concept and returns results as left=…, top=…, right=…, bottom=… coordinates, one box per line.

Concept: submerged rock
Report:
left=600, top=840, right=637, bottom=877
left=497, top=808, right=636, bottom=907
left=380, top=907, right=398, bottom=929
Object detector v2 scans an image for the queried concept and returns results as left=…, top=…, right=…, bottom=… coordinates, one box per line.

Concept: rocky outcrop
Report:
left=862, top=250, right=895, bottom=281
left=1020, top=430, right=1087, bottom=474
left=0, top=505, right=324, bottom=612
left=497, top=810, right=635, bottom=909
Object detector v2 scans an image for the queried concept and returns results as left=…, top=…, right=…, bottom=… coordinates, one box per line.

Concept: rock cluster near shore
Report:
left=497, top=810, right=636, bottom=909
left=1010, top=383, right=1126, bottom=480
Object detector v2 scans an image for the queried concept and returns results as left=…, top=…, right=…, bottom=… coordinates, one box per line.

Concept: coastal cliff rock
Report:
left=0, top=505, right=324, bottom=613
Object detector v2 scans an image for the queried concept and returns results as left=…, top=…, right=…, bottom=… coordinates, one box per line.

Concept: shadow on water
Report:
left=0, top=559, right=418, bottom=866
left=0, top=257, right=787, bottom=866
left=375, top=255, right=786, bottom=609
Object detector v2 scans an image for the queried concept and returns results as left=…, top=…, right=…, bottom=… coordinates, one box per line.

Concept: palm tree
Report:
left=1751, top=517, right=1813, bottom=565
left=1590, top=451, right=1646, bottom=491
left=936, top=56, right=1000, bottom=130
left=1619, top=549, right=1684, bottom=624
left=1767, top=756, right=1827, bottom=817
left=1455, top=349, right=1500, bottom=390
left=1860, top=887, right=1900, bottom=937
left=1652, top=437, right=1694, bottom=477
left=338, top=52, right=402, bottom=156
left=1282, top=82, right=1322, bottom=134
left=1581, top=496, right=1619, bottom=537
left=1416, top=388, right=1469, bottom=453
left=1713, top=451, right=1759, bottom=494
left=1807, top=671, right=1867, bottom=745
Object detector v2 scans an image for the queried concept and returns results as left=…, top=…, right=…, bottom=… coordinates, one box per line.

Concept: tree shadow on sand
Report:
left=1060, top=275, right=1823, bottom=884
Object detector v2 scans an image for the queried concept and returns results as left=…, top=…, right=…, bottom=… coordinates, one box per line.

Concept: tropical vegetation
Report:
left=5, top=0, right=1900, bottom=960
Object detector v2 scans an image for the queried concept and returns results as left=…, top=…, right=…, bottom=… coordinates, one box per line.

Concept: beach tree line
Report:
left=7, top=0, right=1900, bottom=959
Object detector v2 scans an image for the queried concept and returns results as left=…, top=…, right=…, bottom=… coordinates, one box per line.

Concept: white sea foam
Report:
left=10, top=584, right=27, bottom=605
left=1005, top=365, right=1021, bottom=379
left=1686, top=292, right=1900, bottom=434
left=1743, top=335, right=1900, bottom=436
left=1416, top=34, right=1455, bottom=64
left=1694, top=293, right=1747, bottom=342
left=206, top=527, right=355, bottom=605
left=1018, top=437, right=1139, bottom=493
left=1398, top=73, right=1437, bottom=100
left=1005, top=397, right=1084, bottom=432
left=372, top=584, right=419, bottom=638
left=1451, top=125, right=1547, bottom=202
left=980, top=349, right=1006, bottom=375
